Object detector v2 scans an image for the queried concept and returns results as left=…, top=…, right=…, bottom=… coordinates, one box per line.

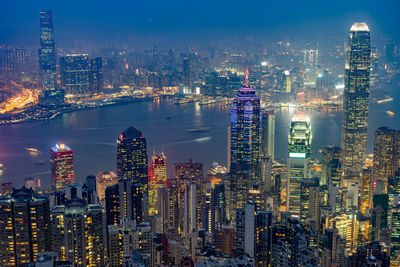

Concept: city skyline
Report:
left=0, top=3, right=400, bottom=266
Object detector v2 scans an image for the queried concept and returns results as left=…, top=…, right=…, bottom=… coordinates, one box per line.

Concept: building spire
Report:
left=245, top=66, right=249, bottom=87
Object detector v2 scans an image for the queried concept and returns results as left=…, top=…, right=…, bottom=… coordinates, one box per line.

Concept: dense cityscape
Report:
left=0, top=2, right=400, bottom=267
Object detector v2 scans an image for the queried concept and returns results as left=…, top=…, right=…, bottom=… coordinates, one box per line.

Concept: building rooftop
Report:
left=51, top=143, right=72, bottom=153
left=350, top=22, right=369, bottom=32
left=120, top=126, right=143, bottom=140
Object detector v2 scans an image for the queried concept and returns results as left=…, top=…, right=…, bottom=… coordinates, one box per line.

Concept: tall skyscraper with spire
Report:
left=342, top=22, right=371, bottom=182
left=230, top=68, right=261, bottom=210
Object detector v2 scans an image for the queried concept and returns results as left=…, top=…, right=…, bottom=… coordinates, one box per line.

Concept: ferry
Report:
left=0, top=163, right=3, bottom=169
left=185, top=127, right=211, bottom=133
left=387, top=111, right=395, bottom=116
left=25, top=148, right=39, bottom=153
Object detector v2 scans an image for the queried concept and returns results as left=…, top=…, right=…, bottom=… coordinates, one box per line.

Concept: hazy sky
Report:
left=1, top=0, right=399, bottom=46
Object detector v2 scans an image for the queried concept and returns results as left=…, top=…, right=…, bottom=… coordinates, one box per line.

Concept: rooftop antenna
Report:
left=245, top=65, right=249, bottom=87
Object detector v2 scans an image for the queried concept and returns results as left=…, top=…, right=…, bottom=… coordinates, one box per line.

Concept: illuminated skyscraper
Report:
left=51, top=198, right=104, bottom=266
left=372, top=127, right=400, bottom=192
left=39, top=10, right=56, bottom=91
left=342, top=22, right=371, bottom=181
left=391, top=205, right=400, bottom=266
left=149, top=153, right=167, bottom=215
left=230, top=69, right=261, bottom=210
left=38, top=10, right=65, bottom=106
left=0, top=187, right=51, bottom=266
left=117, top=126, right=148, bottom=185
left=287, top=112, right=311, bottom=218
left=60, top=54, right=90, bottom=95
left=50, top=143, right=74, bottom=191
left=281, top=70, right=291, bottom=93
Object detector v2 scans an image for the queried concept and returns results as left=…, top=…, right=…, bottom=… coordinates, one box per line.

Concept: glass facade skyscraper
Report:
left=287, top=112, right=311, bottom=218
left=50, top=143, right=74, bottom=191
left=39, top=10, right=56, bottom=91
left=342, top=22, right=371, bottom=181
left=229, top=72, right=261, bottom=210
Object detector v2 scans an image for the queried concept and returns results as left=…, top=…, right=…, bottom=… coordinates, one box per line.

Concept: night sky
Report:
left=1, top=0, right=399, bottom=46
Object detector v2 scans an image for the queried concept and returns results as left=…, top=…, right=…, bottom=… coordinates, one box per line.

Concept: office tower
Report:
left=96, top=171, right=118, bottom=202
left=227, top=126, right=231, bottom=172
left=50, top=143, right=74, bottom=191
left=281, top=70, right=291, bottom=92
left=51, top=198, right=104, bottom=266
left=104, top=179, right=145, bottom=226
left=39, top=10, right=56, bottom=90
left=89, top=57, right=103, bottom=94
left=149, top=153, right=167, bottom=215
left=321, top=146, right=343, bottom=187
left=372, top=127, right=400, bottom=192
left=261, top=108, right=275, bottom=161
left=342, top=22, right=371, bottom=181
left=300, top=177, right=320, bottom=229
left=329, top=211, right=360, bottom=253
left=182, top=57, right=190, bottom=85
left=230, top=71, right=261, bottom=210
left=391, top=205, right=400, bottom=266
left=59, top=54, right=90, bottom=95
left=0, top=187, right=51, bottom=266
left=303, top=49, right=319, bottom=87
left=260, top=154, right=273, bottom=194
left=272, top=218, right=318, bottom=267
left=235, top=202, right=272, bottom=265
left=15, top=47, right=27, bottom=70
left=287, top=112, right=311, bottom=218
left=117, top=126, right=148, bottom=185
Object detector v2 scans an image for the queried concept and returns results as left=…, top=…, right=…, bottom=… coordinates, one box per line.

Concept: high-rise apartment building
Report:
left=372, top=127, right=400, bottom=192
left=342, top=22, right=371, bottom=181
left=96, top=171, right=118, bottom=201
left=51, top=198, right=104, bottom=266
left=0, top=187, right=51, bottom=266
left=50, top=143, right=74, bottom=191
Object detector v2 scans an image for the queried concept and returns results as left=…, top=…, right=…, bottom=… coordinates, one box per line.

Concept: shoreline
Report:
left=0, top=95, right=169, bottom=126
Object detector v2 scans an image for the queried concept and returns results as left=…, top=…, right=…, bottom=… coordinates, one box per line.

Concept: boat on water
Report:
left=0, top=163, right=3, bottom=169
left=185, top=127, right=211, bottom=133
left=25, top=148, right=39, bottom=153
left=387, top=111, right=395, bottom=116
